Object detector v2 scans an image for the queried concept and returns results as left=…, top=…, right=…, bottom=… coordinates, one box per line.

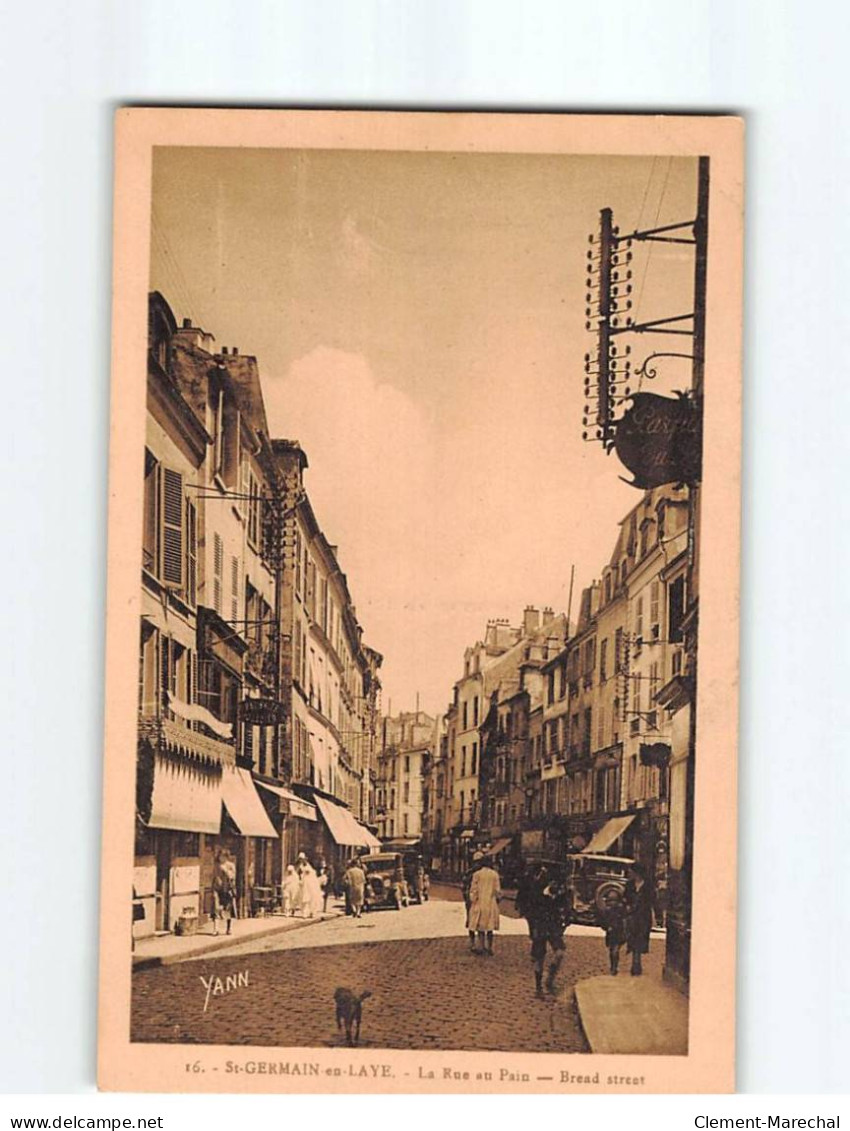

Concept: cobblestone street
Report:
left=131, top=895, right=663, bottom=1052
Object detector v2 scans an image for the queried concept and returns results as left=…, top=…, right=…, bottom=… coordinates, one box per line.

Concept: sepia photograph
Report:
left=98, top=109, right=743, bottom=1094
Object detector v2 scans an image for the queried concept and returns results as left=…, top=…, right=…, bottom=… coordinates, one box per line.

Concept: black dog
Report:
left=333, top=987, right=372, bottom=1046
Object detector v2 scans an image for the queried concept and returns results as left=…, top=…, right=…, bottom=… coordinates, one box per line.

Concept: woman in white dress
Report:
left=282, top=864, right=301, bottom=917
left=299, top=858, right=324, bottom=918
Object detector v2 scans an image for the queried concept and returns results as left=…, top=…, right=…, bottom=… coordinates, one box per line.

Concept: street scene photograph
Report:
left=125, top=133, right=716, bottom=1062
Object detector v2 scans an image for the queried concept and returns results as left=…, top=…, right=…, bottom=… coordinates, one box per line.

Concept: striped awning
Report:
left=221, top=766, right=278, bottom=838
left=147, top=754, right=222, bottom=835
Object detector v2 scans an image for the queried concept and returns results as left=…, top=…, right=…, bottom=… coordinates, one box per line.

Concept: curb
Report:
left=132, top=911, right=343, bottom=971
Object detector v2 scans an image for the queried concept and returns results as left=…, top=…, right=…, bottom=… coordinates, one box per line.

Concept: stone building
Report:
left=133, top=294, right=379, bottom=940
left=375, top=710, right=436, bottom=842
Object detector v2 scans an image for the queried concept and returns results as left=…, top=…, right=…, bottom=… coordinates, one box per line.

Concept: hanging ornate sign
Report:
left=238, top=697, right=285, bottom=726
left=613, top=392, right=702, bottom=489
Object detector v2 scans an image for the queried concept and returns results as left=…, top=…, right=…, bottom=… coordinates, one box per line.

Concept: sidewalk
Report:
left=574, top=970, right=689, bottom=1056
left=132, top=904, right=344, bottom=970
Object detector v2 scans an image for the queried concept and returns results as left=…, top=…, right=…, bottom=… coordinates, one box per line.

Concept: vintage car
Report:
left=361, top=852, right=408, bottom=911
left=564, top=853, right=635, bottom=925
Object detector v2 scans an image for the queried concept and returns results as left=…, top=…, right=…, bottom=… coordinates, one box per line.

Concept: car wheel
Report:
left=595, top=881, right=625, bottom=914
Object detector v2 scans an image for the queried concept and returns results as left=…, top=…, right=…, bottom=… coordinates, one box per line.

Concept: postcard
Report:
left=98, top=108, right=743, bottom=1093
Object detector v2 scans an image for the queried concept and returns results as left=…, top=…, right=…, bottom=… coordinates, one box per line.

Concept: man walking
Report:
left=468, top=852, right=501, bottom=956
left=344, top=856, right=367, bottom=919
left=515, top=863, right=571, bottom=997
left=461, top=852, right=482, bottom=953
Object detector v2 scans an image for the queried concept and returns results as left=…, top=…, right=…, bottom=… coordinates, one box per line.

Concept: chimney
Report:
left=221, top=346, right=229, bottom=355
left=232, top=346, right=238, bottom=355
left=542, top=606, right=554, bottom=623
left=523, top=606, right=541, bottom=636
left=182, top=317, right=192, bottom=329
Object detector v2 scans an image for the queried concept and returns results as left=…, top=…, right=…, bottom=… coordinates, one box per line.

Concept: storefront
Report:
left=134, top=726, right=225, bottom=937
left=212, top=764, right=278, bottom=918
left=255, top=780, right=320, bottom=876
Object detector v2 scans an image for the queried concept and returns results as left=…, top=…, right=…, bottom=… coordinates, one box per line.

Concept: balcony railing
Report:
left=139, top=713, right=236, bottom=766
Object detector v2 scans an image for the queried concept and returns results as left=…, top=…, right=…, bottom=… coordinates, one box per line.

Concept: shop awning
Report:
left=358, top=825, right=382, bottom=849
left=221, top=766, right=278, bottom=838
left=314, top=795, right=381, bottom=847
left=581, top=814, right=636, bottom=855
left=148, top=754, right=222, bottom=835
left=255, top=781, right=318, bottom=821
left=489, top=837, right=513, bottom=856
left=314, top=795, right=362, bottom=846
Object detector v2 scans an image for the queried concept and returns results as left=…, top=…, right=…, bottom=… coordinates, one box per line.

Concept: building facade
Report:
left=133, top=294, right=379, bottom=940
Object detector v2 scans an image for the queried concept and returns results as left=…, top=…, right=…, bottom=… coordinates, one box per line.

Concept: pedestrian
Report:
left=467, top=853, right=501, bottom=956
left=299, top=857, right=323, bottom=918
left=516, top=863, right=571, bottom=997
left=599, top=898, right=627, bottom=975
left=282, top=864, right=301, bottom=917
left=319, top=863, right=333, bottom=912
left=344, top=857, right=367, bottom=918
left=212, top=856, right=237, bottom=936
left=461, top=852, right=483, bottom=953
left=623, top=862, right=654, bottom=976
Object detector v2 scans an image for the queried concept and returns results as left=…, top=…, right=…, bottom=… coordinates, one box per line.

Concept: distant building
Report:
left=376, top=711, right=436, bottom=842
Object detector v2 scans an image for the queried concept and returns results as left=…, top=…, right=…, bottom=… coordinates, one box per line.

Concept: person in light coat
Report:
left=468, top=854, right=501, bottom=956
left=282, top=864, right=301, bottom=917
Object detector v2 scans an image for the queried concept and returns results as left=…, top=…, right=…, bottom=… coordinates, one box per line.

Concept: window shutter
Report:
left=213, top=533, right=223, bottom=614
left=185, top=499, right=197, bottom=606
left=230, top=555, right=239, bottom=623
left=160, top=468, right=184, bottom=587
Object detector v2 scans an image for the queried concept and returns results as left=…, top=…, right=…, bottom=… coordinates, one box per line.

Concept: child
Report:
left=601, top=899, right=627, bottom=975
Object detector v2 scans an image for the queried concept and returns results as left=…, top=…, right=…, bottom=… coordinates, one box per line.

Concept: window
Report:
left=403, top=782, right=410, bottom=804
left=294, top=530, right=302, bottom=596
left=461, top=748, right=467, bottom=778
left=599, top=638, right=608, bottom=682
left=597, top=710, right=605, bottom=750
left=558, top=664, right=567, bottom=699
left=669, top=575, right=685, bottom=643
left=139, top=623, right=159, bottom=715
left=404, top=755, right=410, bottom=774
left=614, top=627, right=624, bottom=672
left=650, top=580, right=660, bottom=637
left=473, top=696, right=479, bottom=726
left=635, top=596, right=644, bottom=641
left=246, top=468, right=261, bottom=549
left=462, top=701, right=468, bottom=730
left=460, top=791, right=465, bottom=821
left=547, top=670, right=555, bottom=705
left=471, top=741, right=478, bottom=775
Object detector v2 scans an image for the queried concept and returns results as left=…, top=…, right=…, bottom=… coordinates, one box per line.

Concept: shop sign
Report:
left=239, top=697, right=285, bottom=726
left=613, top=392, right=702, bottom=489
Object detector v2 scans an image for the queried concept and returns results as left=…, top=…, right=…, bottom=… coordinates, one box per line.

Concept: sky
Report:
left=150, top=147, right=698, bottom=715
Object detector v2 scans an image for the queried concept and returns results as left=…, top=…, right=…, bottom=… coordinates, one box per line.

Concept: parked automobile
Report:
left=564, top=853, right=634, bottom=925
left=362, top=852, right=408, bottom=911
